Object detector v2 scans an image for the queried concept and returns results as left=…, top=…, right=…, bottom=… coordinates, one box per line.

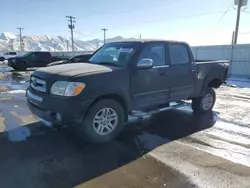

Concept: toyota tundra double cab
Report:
left=26, top=40, right=229, bottom=143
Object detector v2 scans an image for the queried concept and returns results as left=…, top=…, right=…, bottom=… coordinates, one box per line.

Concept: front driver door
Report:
left=130, top=42, right=170, bottom=110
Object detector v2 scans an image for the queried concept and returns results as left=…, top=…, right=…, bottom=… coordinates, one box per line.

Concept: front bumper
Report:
left=7, top=61, right=15, bottom=68
left=26, top=87, right=94, bottom=124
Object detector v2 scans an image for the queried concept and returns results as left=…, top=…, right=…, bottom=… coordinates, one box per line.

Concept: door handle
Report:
left=189, top=69, right=196, bottom=72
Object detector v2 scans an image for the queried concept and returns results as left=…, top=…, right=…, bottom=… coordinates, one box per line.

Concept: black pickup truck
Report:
left=46, top=54, right=93, bottom=67
left=26, top=40, right=229, bottom=143
left=7, top=52, right=67, bottom=71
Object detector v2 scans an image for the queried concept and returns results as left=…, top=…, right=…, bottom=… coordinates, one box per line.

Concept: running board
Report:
left=128, top=101, right=187, bottom=122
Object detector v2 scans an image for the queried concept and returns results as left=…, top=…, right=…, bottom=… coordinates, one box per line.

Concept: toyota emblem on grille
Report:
left=33, top=79, right=37, bottom=86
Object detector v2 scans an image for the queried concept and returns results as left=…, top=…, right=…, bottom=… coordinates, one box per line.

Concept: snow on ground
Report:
left=226, top=78, right=250, bottom=88
left=176, top=85, right=250, bottom=167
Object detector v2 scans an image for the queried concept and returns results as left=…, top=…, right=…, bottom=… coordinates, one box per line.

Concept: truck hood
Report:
left=32, top=63, right=114, bottom=80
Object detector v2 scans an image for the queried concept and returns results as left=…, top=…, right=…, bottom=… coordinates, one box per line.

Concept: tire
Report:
left=77, top=99, right=125, bottom=143
left=0, top=57, right=5, bottom=61
left=192, top=88, right=216, bottom=114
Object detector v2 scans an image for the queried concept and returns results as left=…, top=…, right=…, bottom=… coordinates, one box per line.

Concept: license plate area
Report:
left=27, top=90, right=43, bottom=105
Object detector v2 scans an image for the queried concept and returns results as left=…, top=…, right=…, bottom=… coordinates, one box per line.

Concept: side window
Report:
left=36, top=53, right=42, bottom=59
left=169, top=44, right=190, bottom=65
left=9, top=52, right=17, bottom=55
left=30, top=53, right=36, bottom=58
left=36, top=53, right=46, bottom=59
left=72, top=57, right=81, bottom=62
left=138, top=43, right=165, bottom=66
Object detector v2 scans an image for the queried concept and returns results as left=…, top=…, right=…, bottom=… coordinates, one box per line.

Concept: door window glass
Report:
left=169, top=44, right=190, bottom=65
left=139, top=43, right=165, bottom=66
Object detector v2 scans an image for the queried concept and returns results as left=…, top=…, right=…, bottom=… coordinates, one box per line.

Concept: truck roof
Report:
left=107, top=39, right=187, bottom=44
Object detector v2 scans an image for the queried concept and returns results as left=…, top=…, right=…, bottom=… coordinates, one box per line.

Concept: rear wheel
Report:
left=77, top=99, right=125, bottom=143
left=192, top=88, right=216, bottom=114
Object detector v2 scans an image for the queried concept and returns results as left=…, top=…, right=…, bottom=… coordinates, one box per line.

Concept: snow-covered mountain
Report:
left=0, top=32, right=17, bottom=41
left=0, top=32, right=134, bottom=52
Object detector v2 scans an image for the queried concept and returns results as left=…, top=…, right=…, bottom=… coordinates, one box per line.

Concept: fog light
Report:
left=56, top=113, right=62, bottom=121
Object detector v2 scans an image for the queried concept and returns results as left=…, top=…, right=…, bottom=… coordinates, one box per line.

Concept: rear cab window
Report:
left=168, top=43, right=190, bottom=65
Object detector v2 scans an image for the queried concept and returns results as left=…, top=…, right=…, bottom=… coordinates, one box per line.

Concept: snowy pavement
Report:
left=0, top=64, right=250, bottom=188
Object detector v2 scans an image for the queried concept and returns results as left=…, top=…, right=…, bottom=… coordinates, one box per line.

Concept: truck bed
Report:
left=193, top=60, right=229, bottom=96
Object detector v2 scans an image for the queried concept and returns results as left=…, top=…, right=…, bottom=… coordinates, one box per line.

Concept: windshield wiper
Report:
left=98, top=62, right=119, bottom=66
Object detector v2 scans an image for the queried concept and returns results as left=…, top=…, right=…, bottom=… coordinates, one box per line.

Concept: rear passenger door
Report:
left=168, top=43, right=196, bottom=101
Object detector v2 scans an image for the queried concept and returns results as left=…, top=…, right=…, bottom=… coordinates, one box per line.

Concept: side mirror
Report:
left=137, top=58, right=153, bottom=69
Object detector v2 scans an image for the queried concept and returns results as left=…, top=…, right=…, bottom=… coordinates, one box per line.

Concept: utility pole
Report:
left=10, top=39, right=14, bottom=51
left=101, top=28, right=108, bottom=44
left=139, top=34, right=142, bottom=39
left=233, top=0, right=243, bottom=45
left=16, top=27, right=24, bottom=51
left=231, top=31, right=235, bottom=45
left=66, top=16, right=76, bottom=51
left=66, top=40, right=69, bottom=51
left=53, top=43, right=56, bottom=52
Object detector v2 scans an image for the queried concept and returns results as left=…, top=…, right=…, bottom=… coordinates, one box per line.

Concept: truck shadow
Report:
left=0, top=108, right=217, bottom=188
left=118, top=108, right=217, bottom=151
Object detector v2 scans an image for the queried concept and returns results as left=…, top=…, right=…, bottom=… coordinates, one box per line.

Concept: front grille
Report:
left=30, top=76, right=47, bottom=93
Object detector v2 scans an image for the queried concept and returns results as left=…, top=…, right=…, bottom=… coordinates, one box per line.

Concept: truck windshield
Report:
left=89, top=42, right=140, bottom=66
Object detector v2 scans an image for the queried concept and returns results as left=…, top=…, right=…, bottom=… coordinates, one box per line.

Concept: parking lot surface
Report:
left=0, top=64, right=250, bottom=188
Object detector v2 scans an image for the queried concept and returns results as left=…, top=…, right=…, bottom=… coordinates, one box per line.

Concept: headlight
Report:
left=50, top=81, right=86, bottom=96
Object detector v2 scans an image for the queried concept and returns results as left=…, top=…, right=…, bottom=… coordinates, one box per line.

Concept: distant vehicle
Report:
left=7, top=52, right=67, bottom=71
left=0, top=51, right=18, bottom=61
left=47, top=54, right=93, bottom=66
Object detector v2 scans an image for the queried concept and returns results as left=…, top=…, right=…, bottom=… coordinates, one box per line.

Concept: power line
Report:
left=16, top=27, right=24, bottom=51
left=212, top=4, right=232, bottom=33
left=66, top=16, right=76, bottom=51
left=110, top=10, right=234, bottom=30
left=84, top=30, right=102, bottom=37
left=74, top=31, right=101, bottom=40
left=101, top=28, right=108, bottom=44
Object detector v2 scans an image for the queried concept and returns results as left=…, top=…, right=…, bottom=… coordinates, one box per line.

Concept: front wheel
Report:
left=77, top=99, right=125, bottom=143
left=192, top=88, right=216, bottom=114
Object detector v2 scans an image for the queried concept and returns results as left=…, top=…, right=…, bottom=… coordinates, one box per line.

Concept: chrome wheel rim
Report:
left=93, top=108, right=118, bottom=135
left=201, top=93, right=213, bottom=110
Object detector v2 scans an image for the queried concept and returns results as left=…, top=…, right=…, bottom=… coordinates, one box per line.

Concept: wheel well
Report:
left=208, top=78, right=222, bottom=88
left=85, top=94, right=128, bottom=121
